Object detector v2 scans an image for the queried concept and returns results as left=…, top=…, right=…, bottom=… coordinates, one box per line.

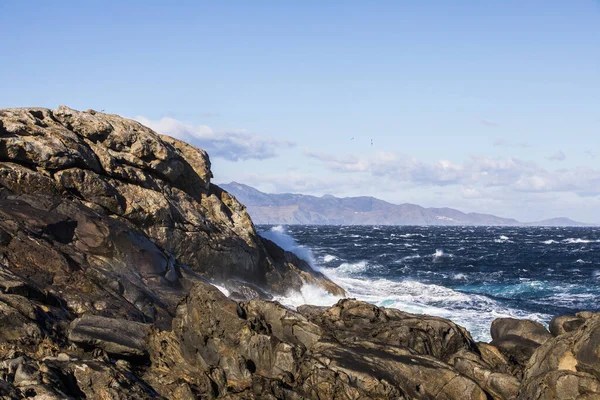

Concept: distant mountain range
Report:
left=220, top=182, right=591, bottom=226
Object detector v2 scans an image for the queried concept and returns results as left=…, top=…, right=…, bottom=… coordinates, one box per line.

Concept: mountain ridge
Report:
left=221, top=182, right=591, bottom=226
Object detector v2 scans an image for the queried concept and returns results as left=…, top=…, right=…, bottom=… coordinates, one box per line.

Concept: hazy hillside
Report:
left=221, top=182, right=589, bottom=226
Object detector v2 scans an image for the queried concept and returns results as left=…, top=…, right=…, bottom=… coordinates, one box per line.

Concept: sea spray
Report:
left=261, top=225, right=319, bottom=268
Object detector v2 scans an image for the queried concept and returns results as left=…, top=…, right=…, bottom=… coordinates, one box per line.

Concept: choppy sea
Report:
left=257, top=225, right=600, bottom=341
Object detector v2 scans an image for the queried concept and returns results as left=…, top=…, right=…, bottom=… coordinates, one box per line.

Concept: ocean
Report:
left=258, top=225, right=600, bottom=342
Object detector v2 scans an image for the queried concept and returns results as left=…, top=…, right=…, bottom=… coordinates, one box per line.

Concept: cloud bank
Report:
left=136, top=116, right=294, bottom=161
left=304, top=150, right=600, bottom=196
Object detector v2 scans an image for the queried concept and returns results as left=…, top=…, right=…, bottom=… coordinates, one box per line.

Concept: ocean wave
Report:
left=335, top=261, right=370, bottom=274
left=433, top=249, right=453, bottom=259
left=317, top=268, right=548, bottom=341
left=323, top=254, right=337, bottom=263
left=273, top=284, right=343, bottom=309
left=563, top=238, right=599, bottom=244
left=494, top=235, right=512, bottom=243
left=542, top=239, right=558, bottom=244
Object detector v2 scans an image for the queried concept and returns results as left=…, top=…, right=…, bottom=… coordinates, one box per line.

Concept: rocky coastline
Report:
left=0, top=107, right=598, bottom=399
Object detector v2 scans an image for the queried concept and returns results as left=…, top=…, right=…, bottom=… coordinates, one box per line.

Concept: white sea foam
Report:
left=398, top=233, right=426, bottom=238
left=542, top=239, right=558, bottom=244
left=433, top=249, right=452, bottom=258
left=323, top=254, right=337, bottom=263
left=275, top=262, right=550, bottom=342
left=563, top=238, right=599, bottom=244
left=576, top=259, right=591, bottom=264
left=494, top=235, right=512, bottom=243
left=452, top=273, right=467, bottom=280
left=273, top=285, right=343, bottom=309
left=336, top=261, right=369, bottom=274
left=319, top=267, right=548, bottom=341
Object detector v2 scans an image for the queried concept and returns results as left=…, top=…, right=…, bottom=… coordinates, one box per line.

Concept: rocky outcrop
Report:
left=1, top=107, right=599, bottom=399
left=0, top=106, right=342, bottom=299
left=145, top=284, right=488, bottom=399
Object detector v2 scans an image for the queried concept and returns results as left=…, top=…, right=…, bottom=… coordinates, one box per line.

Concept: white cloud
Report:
left=304, top=149, right=600, bottom=197
left=136, top=116, right=295, bottom=161
left=546, top=150, right=566, bottom=161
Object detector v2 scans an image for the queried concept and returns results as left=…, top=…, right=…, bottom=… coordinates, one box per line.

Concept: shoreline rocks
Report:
left=1, top=107, right=598, bottom=399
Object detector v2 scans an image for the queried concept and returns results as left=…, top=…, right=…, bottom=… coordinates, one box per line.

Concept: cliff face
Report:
left=0, top=106, right=342, bottom=318
left=0, top=107, right=598, bottom=400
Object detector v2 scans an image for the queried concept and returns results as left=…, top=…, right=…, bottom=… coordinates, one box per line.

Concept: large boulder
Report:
left=519, top=312, right=600, bottom=399
left=490, top=318, right=552, bottom=369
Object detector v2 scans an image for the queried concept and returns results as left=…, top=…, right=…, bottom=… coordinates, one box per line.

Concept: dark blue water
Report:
left=259, top=225, right=600, bottom=341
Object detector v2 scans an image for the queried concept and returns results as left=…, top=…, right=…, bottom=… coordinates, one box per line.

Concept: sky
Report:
left=1, top=1, right=599, bottom=222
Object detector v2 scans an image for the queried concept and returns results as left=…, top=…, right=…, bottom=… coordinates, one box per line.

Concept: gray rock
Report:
left=69, top=315, right=152, bottom=357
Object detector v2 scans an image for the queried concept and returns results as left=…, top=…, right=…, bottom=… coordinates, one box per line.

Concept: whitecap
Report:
left=542, top=239, right=558, bottom=244
left=273, top=284, right=343, bottom=309
left=494, top=235, right=512, bottom=243
left=323, top=254, right=337, bottom=263
left=433, top=249, right=452, bottom=258
left=335, top=261, right=369, bottom=274
left=563, top=238, right=598, bottom=244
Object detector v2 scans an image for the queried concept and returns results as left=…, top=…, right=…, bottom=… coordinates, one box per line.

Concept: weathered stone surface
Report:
left=1, top=106, right=598, bottom=399
left=0, top=106, right=342, bottom=298
left=491, top=318, right=552, bottom=346
left=69, top=315, right=152, bottom=357
left=518, top=313, right=600, bottom=399
left=145, top=282, right=488, bottom=400
left=299, top=298, right=477, bottom=362
left=490, top=318, right=552, bottom=371
left=549, top=315, right=586, bottom=337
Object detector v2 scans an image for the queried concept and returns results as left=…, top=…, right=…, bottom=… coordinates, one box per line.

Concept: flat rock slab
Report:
left=69, top=315, right=152, bottom=357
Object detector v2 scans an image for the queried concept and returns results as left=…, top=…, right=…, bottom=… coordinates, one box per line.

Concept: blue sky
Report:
left=1, top=1, right=599, bottom=222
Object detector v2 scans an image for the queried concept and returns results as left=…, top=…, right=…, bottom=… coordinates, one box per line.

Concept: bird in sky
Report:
left=351, top=137, right=354, bottom=140
left=371, top=139, right=373, bottom=146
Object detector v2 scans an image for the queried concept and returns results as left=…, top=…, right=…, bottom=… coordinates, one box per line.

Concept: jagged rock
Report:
left=0, top=106, right=342, bottom=298
left=298, top=298, right=477, bottom=362
left=145, top=282, right=489, bottom=400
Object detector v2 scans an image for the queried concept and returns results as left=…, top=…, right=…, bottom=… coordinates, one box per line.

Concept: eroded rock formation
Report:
left=0, top=107, right=598, bottom=399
